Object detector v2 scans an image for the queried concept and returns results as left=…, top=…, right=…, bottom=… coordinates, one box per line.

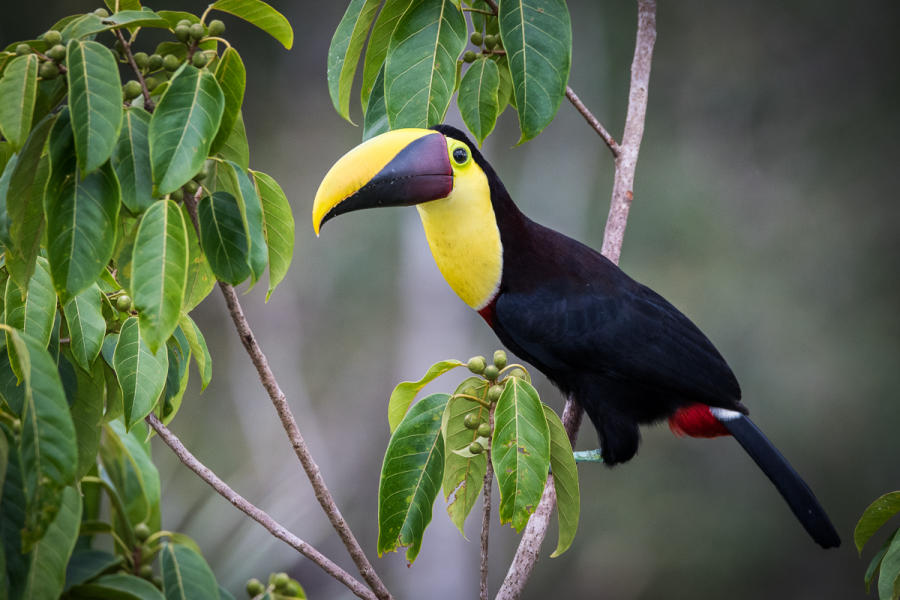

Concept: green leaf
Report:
left=494, top=54, right=514, bottom=111
left=881, top=533, right=900, bottom=600
left=63, top=284, right=106, bottom=371
left=160, top=326, right=190, bottom=423
left=197, top=191, right=251, bottom=285
left=1, top=423, right=27, bottom=599
left=0, top=54, right=39, bottom=149
left=161, top=542, right=220, bottom=600
left=441, top=377, right=489, bottom=535
left=69, top=573, right=165, bottom=600
left=361, top=0, right=413, bottom=110
left=2, top=327, right=78, bottom=549
left=0, top=152, right=17, bottom=248
left=61, top=14, right=107, bottom=41
left=156, top=11, right=200, bottom=28
left=458, top=57, right=500, bottom=145
left=498, top=0, right=572, bottom=142
left=362, top=66, right=389, bottom=141
left=102, top=9, right=170, bottom=29
left=62, top=350, right=105, bottom=480
left=542, top=403, right=579, bottom=556
left=5, top=114, right=54, bottom=289
left=47, top=163, right=121, bottom=300
left=149, top=65, right=225, bottom=195
left=249, top=170, right=293, bottom=300
left=215, top=110, right=249, bottom=170
left=210, top=47, right=246, bottom=156
left=101, top=419, right=161, bottom=530
left=867, top=530, right=900, bottom=594
left=66, top=40, right=124, bottom=175
left=21, top=486, right=82, bottom=599
left=219, top=161, right=267, bottom=285
left=210, top=0, right=294, bottom=49
left=388, top=359, right=464, bottom=433
left=64, top=549, right=123, bottom=590
left=385, top=0, right=467, bottom=128
left=377, top=393, right=448, bottom=562
left=112, top=107, right=154, bottom=214
left=857, top=492, right=900, bottom=553
left=178, top=314, right=211, bottom=391
left=112, top=317, right=168, bottom=428
left=130, top=200, right=189, bottom=353
left=4, top=256, right=57, bottom=352
left=181, top=205, right=215, bottom=311
left=492, top=377, right=550, bottom=532
left=327, top=0, right=382, bottom=123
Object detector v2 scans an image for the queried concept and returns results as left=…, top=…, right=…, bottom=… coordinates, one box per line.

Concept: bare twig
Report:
left=145, top=414, right=377, bottom=600
left=182, top=196, right=392, bottom=600
left=114, top=28, right=154, bottom=111
left=496, top=1, right=657, bottom=597
left=566, top=87, right=620, bottom=158
left=480, top=452, right=494, bottom=600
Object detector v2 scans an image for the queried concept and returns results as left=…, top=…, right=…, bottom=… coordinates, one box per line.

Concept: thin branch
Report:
left=145, top=414, right=377, bottom=600
left=566, top=87, right=619, bottom=158
left=482, top=0, right=499, bottom=13
left=495, top=1, right=657, bottom=598
left=480, top=448, right=494, bottom=600
left=114, top=28, right=154, bottom=111
left=181, top=196, right=392, bottom=600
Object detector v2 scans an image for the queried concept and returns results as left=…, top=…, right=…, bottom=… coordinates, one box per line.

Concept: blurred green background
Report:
left=4, top=1, right=899, bottom=598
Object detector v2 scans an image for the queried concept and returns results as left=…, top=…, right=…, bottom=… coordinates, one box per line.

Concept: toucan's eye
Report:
left=452, top=147, right=469, bottom=164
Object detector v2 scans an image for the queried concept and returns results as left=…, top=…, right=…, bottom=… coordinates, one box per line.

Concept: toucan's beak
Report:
left=312, top=129, right=453, bottom=235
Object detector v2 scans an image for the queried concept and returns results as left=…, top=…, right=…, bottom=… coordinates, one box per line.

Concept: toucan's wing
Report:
left=493, top=275, right=742, bottom=407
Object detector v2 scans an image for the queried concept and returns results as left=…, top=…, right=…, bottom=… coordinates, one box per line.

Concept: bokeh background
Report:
left=4, top=1, right=899, bottom=598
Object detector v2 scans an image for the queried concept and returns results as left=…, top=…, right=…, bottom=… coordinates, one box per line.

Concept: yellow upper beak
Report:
left=312, top=128, right=453, bottom=235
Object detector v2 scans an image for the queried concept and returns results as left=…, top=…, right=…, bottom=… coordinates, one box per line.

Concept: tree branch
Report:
left=480, top=450, right=494, bottom=600
left=566, top=87, right=619, bottom=158
left=495, top=1, right=657, bottom=597
left=182, top=196, right=392, bottom=600
left=114, top=28, right=154, bottom=112
left=145, top=414, right=377, bottom=600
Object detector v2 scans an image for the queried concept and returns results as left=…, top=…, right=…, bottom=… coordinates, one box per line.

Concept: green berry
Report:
left=507, top=367, right=529, bottom=382
left=170, top=188, right=184, bottom=201
left=477, top=422, right=491, bottom=437
left=123, top=80, right=142, bottom=100
left=139, top=564, right=154, bottom=578
left=116, top=294, right=132, bottom=313
left=184, top=179, right=199, bottom=195
left=468, top=441, right=484, bottom=455
left=93, top=7, right=109, bottom=18
left=493, top=349, right=508, bottom=369
left=152, top=576, right=163, bottom=588
left=470, top=31, right=483, bottom=46
left=246, top=578, right=265, bottom=596
left=463, top=413, right=481, bottom=430
left=191, top=51, right=207, bottom=68
left=208, top=19, right=225, bottom=37
left=482, top=365, right=499, bottom=381
left=283, top=582, right=303, bottom=597
left=144, top=76, right=159, bottom=91
left=134, top=522, right=151, bottom=541
left=189, top=22, right=206, bottom=40
left=272, top=572, right=290, bottom=589
left=148, top=53, right=163, bottom=70
left=177, top=19, right=192, bottom=28
left=15, top=44, right=31, bottom=56
left=163, top=53, right=181, bottom=71
left=174, top=24, right=191, bottom=42
left=467, top=356, right=486, bottom=374
left=38, top=61, right=59, bottom=80
left=488, top=384, right=503, bottom=403
left=41, top=30, right=62, bottom=45
left=463, top=50, right=477, bottom=63
left=46, top=44, right=66, bottom=60
left=484, top=34, right=497, bottom=49
left=133, top=51, right=149, bottom=69
left=114, top=40, right=126, bottom=56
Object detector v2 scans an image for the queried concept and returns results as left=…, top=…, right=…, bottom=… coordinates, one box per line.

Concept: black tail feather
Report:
left=721, top=414, right=841, bottom=549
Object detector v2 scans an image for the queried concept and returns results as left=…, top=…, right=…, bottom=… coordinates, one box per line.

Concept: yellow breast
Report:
left=415, top=165, right=502, bottom=310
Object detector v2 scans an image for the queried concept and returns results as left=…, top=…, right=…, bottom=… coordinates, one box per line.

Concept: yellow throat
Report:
left=415, top=157, right=503, bottom=310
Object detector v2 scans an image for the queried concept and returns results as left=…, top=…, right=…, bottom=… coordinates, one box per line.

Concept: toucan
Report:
left=312, top=125, right=840, bottom=549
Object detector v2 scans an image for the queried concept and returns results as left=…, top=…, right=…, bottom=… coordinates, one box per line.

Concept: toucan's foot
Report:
left=573, top=449, right=604, bottom=464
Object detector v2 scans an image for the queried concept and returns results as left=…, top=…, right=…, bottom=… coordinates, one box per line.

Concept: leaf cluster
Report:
left=327, top=0, right=573, bottom=145
left=0, top=1, right=296, bottom=597
left=857, top=491, right=900, bottom=599
left=376, top=354, right=579, bottom=564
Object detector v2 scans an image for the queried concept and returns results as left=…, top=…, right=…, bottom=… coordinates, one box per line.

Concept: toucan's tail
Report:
left=717, top=411, right=841, bottom=548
